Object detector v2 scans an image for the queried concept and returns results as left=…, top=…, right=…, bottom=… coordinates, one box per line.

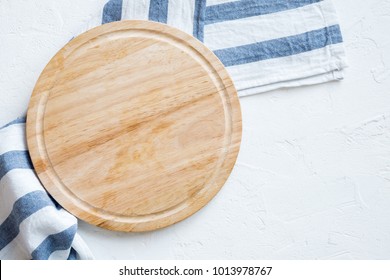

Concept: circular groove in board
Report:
left=26, top=20, right=242, bottom=232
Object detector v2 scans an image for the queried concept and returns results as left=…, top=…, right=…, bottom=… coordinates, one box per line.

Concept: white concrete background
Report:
left=1, top=0, right=390, bottom=259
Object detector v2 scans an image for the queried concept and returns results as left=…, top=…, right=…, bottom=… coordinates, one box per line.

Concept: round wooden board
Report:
left=26, top=20, right=241, bottom=232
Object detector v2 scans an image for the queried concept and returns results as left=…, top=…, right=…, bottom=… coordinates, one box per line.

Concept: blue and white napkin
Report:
left=0, top=119, right=93, bottom=260
left=0, top=0, right=347, bottom=260
left=92, top=0, right=347, bottom=96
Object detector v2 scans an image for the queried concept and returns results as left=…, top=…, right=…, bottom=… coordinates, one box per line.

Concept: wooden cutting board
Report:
left=26, top=20, right=241, bottom=232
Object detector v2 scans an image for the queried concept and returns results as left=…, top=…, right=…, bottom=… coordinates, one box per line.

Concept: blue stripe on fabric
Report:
left=148, top=0, right=169, bottom=23
left=0, top=117, right=26, bottom=130
left=214, top=25, right=343, bottom=67
left=102, top=0, right=123, bottom=24
left=31, top=225, right=77, bottom=260
left=67, top=247, right=78, bottom=260
left=0, top=191, right=54, bottom=250
left=0, top=151, right=33, bottom=181
left=193, top=0, right=206, bottom=42
left=205, top=0, right=323, bottom=25
left=48, top=193, right=63, bottom=210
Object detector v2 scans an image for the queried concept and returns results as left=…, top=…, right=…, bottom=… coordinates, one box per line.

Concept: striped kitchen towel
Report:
left=0, top=0, right=347, bottom=260
left=84, top=0, right=347, bottom=96
left=0, top=118, right=94, bottom=260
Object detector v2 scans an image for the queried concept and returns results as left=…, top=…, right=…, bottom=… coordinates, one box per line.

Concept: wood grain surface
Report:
left=26, top=20, right=241, bottom=232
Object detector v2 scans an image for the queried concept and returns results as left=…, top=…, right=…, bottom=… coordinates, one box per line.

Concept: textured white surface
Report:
left=1, top=0, right=390, bottom=259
